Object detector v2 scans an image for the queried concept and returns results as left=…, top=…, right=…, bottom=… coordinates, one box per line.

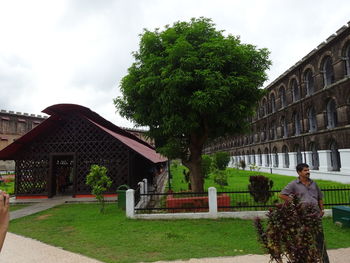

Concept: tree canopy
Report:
left=114, top=17, right=271, bottom=191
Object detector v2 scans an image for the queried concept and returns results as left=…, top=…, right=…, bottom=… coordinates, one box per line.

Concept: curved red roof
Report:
left=0, top=104, right=167, bottom=163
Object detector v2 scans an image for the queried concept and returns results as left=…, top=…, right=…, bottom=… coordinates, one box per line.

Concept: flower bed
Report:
left=166, top=194, right=230, bottom=212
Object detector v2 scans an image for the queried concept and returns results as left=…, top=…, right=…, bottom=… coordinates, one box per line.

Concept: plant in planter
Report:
left=248, top=175, right=273, bottom=204
left=254, top=196, right=324, bottom=263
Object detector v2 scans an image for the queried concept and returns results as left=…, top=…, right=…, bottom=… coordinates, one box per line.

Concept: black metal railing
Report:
left=135, top=192, right=209, bottom=214
left=134, top=187, right=350, bottom=214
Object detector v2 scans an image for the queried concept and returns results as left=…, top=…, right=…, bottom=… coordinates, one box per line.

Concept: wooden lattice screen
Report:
left=15, top=114, right=130, bottom=196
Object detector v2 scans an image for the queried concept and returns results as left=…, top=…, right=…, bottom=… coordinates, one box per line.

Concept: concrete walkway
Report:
left=10, top=195, right=117, bottom=220
left=1, top=232, right=104, bottom=263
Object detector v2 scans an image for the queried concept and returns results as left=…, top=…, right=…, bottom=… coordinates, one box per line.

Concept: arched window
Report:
left=264, top=147, right=270, bottom=167
left=293, top=112, right=301, bottom=135
left=279, top=86, right=286, bottom=108
left=258, top=149, right=262, bottom=166
left=304, top=69, right=314, bottom=96
left=330, top=140, right=341, bottom=171
left=291, top=79, right=300, bottom=102
left=262, top=99, right=267, bottom=116
left=273, top=147, right=278, bottom=167
left=309, top=142, right=319, bottom=170
left=270, top=120, right=277, bottom=140
left=307, top=107, right=317, bottom=132
left=261, top=124, right=267, bottom=141
left=247, top=150, right=251, bottom=164
left=270, top=93, right=276, bottom=113
left=344, top=44, right=350, bottom=76
left=326, top=99, right=337, bottom=128
left=282, top=145, right=289, bottom=168
left=294, top=144, right=302, bottom=165
left=323, top=56, right=335, bottom=86
left=280, top=116, right=288, bottom=138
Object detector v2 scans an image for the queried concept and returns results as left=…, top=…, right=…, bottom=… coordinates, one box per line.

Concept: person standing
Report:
left=279, top=163, right=329, bottom=263
left=0, top=190, right=9, bottom=252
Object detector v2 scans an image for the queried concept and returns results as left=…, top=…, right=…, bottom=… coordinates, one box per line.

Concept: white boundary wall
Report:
left=125, top=188, right=332, bottom=220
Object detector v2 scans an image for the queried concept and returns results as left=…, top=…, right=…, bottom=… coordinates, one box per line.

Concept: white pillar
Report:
left=339, top=149, right=350, bottom=174
left=255, top=154, right=260, bottom=166
left=262, top=154, right=267, bottom=167
left=289, top=152, right=297, bottom=170
left=304, top=151, right=312, bottom=168
left=277, top=153, right=284, bottom=168
left=208, top=187, right=218, bottom=218
left=318, top=150, right=332, bottom=172
left=143, top=178, right=148, bottom=194
left=126, top=189, right=135, bottom=218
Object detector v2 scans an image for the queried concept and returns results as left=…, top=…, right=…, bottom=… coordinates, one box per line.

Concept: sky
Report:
left=0, top=0, right=349, bottom=128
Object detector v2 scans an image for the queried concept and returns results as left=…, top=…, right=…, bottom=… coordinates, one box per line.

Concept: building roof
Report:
left=0, top=104, right=167, bottom=163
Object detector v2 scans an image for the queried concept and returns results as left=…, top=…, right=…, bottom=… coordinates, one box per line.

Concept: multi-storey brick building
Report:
left=0, top=110, right=46, bottom=171
left=205, top=22, right=350, bottom=183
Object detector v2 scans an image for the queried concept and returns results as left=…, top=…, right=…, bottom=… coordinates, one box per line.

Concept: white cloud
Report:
left=0, top=0, right=349, bottom=127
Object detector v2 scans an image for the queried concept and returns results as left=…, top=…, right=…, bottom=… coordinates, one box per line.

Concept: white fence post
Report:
left=208, top=187, right=218, bottom=218
left=126, top=189, right=135, bottom=218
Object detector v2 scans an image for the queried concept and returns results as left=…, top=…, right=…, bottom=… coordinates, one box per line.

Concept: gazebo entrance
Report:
left=49, top=154, right=75, bottom=197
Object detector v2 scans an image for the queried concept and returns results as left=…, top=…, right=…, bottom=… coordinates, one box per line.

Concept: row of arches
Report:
left=235, top=140, right=341, bottom=171
left=257, top=42, right=350, bottom=119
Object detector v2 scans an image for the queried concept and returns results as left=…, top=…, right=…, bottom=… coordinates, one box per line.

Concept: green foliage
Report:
left=248, top=175, right=274, bottom=204
left=114, top=17, right=271, bottom=190
left=201, top=154, right=212, bottom=179
left=239, top=159, right=246, bottom=170
left=255, top=196, right=324, bottom=262
left=213, top=170, right=228, bottom=188
left=213, top=152, right=230, bottom=170
left=86, top=165, right=112, bottom=213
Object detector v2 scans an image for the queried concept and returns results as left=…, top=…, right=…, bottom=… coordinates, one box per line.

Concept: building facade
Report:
left=0, top=110, right=46, bottom=171
left=204, top=22, right=350, bottom=183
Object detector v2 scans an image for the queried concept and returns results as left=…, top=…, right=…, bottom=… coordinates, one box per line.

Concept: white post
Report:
left=318, top=150, right=332, bottom=172
left=339, top=149, right=350, bottom=174
left=143, top=178, right=148, bottom=194
left=304, top=151, right=312, bottom=168
left=208, top=187, right=218, bottom=218
left=138, top=181, right=145, bottom=205
left=289, top=152, right=297, bottom=169
left=277, top=153, right=284, bottom=168
left=126, top=189, right=135, bottom=218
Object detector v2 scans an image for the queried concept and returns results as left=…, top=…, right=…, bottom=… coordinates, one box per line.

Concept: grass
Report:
left=170, top=165, right=350, bottom=192
left=9, top=203, right=350, bottom=263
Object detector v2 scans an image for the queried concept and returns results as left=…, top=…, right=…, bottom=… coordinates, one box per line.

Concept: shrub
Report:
left=201, top=154, right=212, bottom=179
left=248, top=175, right=274, bottom=204
left=213, top=152, right=230, bottom=170
left=254, top=196, right=323, bottom=263
left=239, top=159, right=246, bottom=170
left=86, top=165, right=112, bottom=213
left=213, top=170, right=228, bottom=188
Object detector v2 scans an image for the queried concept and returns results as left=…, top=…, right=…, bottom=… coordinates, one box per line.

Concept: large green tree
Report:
left=115, top=17, right=271, bottom=192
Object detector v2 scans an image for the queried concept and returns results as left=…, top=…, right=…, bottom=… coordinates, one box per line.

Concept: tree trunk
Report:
left=182, top=132, right=206, bottom=192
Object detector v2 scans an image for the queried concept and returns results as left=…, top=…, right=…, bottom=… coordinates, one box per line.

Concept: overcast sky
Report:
left=0, top=0, right=349, bottom=128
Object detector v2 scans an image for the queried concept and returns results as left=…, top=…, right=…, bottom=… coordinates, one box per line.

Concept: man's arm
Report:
left=318, top=199, right=325, bottom=217
left=0, top=191, right=9, bottom=252
left=279, top=194, right=292, bottom=202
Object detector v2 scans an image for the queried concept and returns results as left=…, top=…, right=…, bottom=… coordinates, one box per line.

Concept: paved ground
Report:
left=1, top=232, right=103, bottom=263
left=151, top=248, right=350, bottom=263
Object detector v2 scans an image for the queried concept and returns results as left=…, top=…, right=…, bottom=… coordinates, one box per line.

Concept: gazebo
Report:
left=0, top=104, right=166, bottom=198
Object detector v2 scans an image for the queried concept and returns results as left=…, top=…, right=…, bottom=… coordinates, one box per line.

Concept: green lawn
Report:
left=169, top=165, right=350, bottom=192
left=9, top=203, right=350, bottom=263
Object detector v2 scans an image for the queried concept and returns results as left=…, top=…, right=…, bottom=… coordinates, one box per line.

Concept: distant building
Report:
left=204, top=22, right=350, bottom=183
left=0, top=110, right=46, bottom=171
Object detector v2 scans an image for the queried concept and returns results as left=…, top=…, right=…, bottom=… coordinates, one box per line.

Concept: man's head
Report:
left=296, top=163, right=310, bottom=179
